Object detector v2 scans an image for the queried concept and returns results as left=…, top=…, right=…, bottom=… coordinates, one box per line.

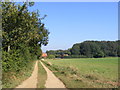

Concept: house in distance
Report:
left=41, top=53, right=47, bottom=58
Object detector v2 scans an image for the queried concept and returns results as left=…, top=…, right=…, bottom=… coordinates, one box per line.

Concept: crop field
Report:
left=44, top=57, right=118, bottom=88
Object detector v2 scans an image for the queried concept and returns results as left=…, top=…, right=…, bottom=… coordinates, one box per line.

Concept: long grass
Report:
left=2, top=60, right=36, bottom=88
left=37, top=60, right=47, bottom=88
left=43, top=57, right=118, bottom=88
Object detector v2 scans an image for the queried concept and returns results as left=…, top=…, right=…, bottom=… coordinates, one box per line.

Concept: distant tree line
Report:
left=46, top=40, right=119, bottom=58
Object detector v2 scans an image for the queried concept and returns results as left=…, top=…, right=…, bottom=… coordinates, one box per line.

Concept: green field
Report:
left=44, top=57, right=118, bottom=88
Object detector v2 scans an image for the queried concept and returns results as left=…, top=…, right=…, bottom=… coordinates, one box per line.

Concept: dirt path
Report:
left=14, top=60, right=38, bottom=89
left=40, top=61, right=66, bottom=88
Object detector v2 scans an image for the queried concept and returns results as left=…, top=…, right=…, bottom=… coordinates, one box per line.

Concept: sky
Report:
left=28, top=2, right=118, bottom=52
left=5, top=0, right=119, bottom=2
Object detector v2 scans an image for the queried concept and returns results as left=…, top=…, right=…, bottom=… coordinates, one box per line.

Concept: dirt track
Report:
left=14, top=61, right=38, bottom=89
left=14, top=60, right=67, bottom=89
left=40, top=61, right=66, bottom=88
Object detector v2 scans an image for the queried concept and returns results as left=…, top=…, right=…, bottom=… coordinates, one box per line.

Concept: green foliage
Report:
left=47, top=54, right=55, bottom=59
left=2, top=2, right=49, bottom=72
left=68, top=55, right=87, bottom=58
left=47, top=40, right=118, bottom=58
left=2, top=2, right=49, bottom=88
left=79, top=41, right=118, bottom=58
left=117, top=40, right=120, bottom=57
left=93, top=51, right=105, bottom=58
left=46, top=49, right=71, bottom=58
left=71, top=44, right=80, bottom=55
left=2, top=2, right=49, bottom=52
left=2, top=60, right=36, bottom=88
left=2, top=47, right=33, bottom=73
left=2, top=50, right=20, bottom=72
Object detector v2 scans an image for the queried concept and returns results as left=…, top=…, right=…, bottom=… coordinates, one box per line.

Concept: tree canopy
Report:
left=2, top=2, right=49, bottom=72
left=2, top=2, right=49, bottom=52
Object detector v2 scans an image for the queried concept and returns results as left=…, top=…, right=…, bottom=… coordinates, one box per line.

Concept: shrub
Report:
left=2, top=50, right=22, bottom=72
left=47, top=54, right=55, bottom=59
left=93, top=51, right=105, bottom=58
left=2, top=46, right=35, bottom=73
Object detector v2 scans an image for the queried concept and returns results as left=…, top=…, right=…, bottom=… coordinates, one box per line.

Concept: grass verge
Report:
left=42, top=60, right=89, bottom=88
left=37, top=60, right=47, bottom=88
left=2, top=60, right=36, bottom=88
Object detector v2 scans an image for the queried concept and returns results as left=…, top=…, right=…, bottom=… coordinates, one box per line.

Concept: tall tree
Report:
left=2, top=2, right=49, bottom=54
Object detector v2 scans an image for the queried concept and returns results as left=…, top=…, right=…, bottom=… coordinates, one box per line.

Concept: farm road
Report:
left=14, top=60, right=38, bottom=89
left=13, top=60, right=67, bottom=89
left=40, top=61, right=67, bottom=88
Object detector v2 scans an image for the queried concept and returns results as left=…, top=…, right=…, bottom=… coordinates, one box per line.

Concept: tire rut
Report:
left=40, top=61, right=67, bottom=88
left=14, top=60, right=38, bottom=89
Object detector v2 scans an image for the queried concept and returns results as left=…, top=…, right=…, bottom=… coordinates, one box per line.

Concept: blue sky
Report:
left=28, top=2, right=118, bottom=52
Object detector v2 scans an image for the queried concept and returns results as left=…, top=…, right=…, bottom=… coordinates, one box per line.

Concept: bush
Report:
left=93, top=51, right=105, bottom=58
left=2, top=50, right=22, bottom=72
left=47, top=54, right=55, bottom=59
left=2, top=46, right=36, bottom=73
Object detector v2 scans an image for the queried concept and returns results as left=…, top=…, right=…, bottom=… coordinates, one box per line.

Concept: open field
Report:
left=43, top=57, right=118, bottom=88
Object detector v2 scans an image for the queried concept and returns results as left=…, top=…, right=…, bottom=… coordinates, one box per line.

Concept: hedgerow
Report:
left=2, top=2, right=49, bottom=88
